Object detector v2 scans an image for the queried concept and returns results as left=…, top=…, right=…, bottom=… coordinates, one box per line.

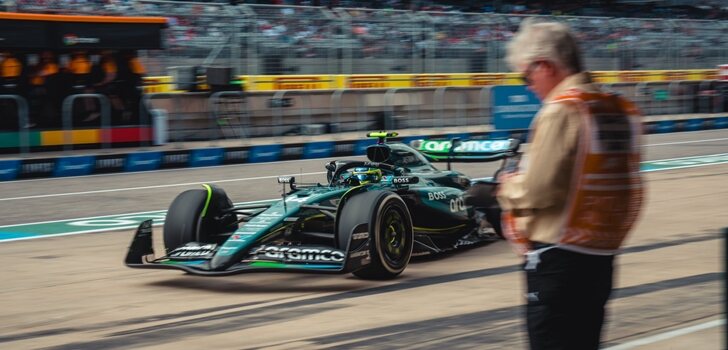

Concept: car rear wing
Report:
left=411, top=138, right=520, bottom=167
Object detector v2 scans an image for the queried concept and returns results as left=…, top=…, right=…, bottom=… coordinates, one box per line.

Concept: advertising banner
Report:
left=53, top=155, right=96, bottom=177
left=249, top=144, right=282, bottom=163
left=125, top=152, right=162, bottom=172
left=492, top=85, right=540, bottom=130
left=303, top=141, right=335, bottom=159
left=189, top=148, right=224, bottom=167
left=0, top=160, right=20, bottom=181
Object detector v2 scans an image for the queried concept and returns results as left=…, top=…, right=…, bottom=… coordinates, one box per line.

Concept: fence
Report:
left=10, top=2, right=727, bottom=76
left=1, top=80, right=727, bottom=153
left=126, top=2, right=728, bottom=76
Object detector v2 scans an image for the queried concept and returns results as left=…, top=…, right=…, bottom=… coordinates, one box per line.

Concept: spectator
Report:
left=0, top=51, right=25, bottom=129
left=91, top=50, right=124, bottom=123
left=497, top=19, right=645, bottom=350
left=28, top=51, right=60, bottom=128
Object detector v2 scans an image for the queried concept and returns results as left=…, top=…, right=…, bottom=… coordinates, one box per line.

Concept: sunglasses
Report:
left=520, top=61, right=542, bottom=86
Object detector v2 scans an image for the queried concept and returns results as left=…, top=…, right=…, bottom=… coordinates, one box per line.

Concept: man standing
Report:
left=496, top=19, right=644, bottom=350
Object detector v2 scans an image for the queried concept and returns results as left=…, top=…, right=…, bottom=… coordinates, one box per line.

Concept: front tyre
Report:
left=163, top=189, right=207, bottom=252
left=350, top=192, right=414, bottom=280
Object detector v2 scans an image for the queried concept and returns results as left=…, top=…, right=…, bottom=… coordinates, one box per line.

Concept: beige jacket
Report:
left=496, top=72, right=600, bottom=245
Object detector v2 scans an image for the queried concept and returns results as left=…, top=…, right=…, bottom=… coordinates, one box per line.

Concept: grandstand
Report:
left=6, top=0, right=726, bottom=75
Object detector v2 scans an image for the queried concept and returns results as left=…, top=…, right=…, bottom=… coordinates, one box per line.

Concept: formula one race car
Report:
left=125, top=132, right=521, bottom=280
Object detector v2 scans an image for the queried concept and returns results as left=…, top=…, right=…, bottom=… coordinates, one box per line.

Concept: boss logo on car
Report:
left=393, top=176, right=418, bottom=184
left=427, top=191, right=447, bottom=200
left=250, top=245, right=346, bottom=263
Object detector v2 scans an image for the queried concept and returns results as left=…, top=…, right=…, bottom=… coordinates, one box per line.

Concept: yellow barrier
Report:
left=141, top=69, right=720, bottom=93
left=42, top=129, right=99, bottom=146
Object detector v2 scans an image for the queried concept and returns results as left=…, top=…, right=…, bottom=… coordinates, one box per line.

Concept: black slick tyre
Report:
left=338, top=190, right=414, bottom=280
left=163, top=189, right=208, bottom=253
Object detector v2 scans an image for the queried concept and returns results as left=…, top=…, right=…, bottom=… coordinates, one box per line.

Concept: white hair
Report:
left=505, top=18, right=584, bottom=74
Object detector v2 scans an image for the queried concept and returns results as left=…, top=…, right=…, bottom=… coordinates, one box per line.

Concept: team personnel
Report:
left=496, top=19, right=645, bottom=350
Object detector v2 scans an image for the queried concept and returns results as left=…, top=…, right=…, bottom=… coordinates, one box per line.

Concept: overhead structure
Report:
left=0, top=12, right=167, bottom=50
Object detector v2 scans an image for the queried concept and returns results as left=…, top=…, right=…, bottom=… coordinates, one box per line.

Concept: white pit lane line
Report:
left=604, top=319, right=725, bottom=350
left=0, top=171, right=327, bottom=202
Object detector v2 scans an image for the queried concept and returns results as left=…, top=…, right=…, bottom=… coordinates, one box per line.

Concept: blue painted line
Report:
left=0, top=232, right=40, bottom=239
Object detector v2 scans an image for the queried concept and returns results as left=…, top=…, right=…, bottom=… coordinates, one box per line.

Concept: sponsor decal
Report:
left=449, top=197, right=466, bottom=213
left=20, top=160, right=55, bottom=177
left=277, top=176, right=295, bottom=183
left=303, top=141, right=334, bottom=159
left=414, top=75, right=451, bottom=87
left=664, top=71, right=690, bottom=81
left=95, top=155, right=125, bottom=173
left=224, top=148, right=249, bottom=164
left=0, top=160, right=20, bottom=181
left=53, top=156, right=95, bottom=177
left=470, top=74, right=506, bottom=86
left=162, top=152, right=190, bottom=168
left=418, top=140, right=511, bottom=153
left=249, top=144, right=282, bottom=163
left=249, top=245, right=346, bottom=263
left=267, top=97, right=293, bottom=108
left=124, top=152, right=162, bottom=172
left=169, top=244, right=217, bottom=258
left=63, top=34, right=100, bottom=46
left=347, top=75, right=389, bottom=89
left=492, top=85, right=540, bottom=130
left=427, top=191, right=447, bottom=201
left=190, top=148, right=224, bottom=167
left=273, top=77, right=324, bottom=90
left=352, top=232, right=369, bottom=240
left=392, top=176, right=418, bottom=185
left=349, top=250, right=370, bottom=258
left=618, top=71, right=649, bottom=82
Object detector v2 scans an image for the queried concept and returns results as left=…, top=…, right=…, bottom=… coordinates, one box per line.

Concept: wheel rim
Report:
left=380, top=205, right=408, bottom=267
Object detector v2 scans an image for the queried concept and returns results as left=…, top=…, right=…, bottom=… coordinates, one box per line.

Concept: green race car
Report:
left=125, top=132, right=521, bottom=280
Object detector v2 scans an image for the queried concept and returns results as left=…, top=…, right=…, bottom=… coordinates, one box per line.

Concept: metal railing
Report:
left=0, top=94, right=30, bottom=154
left=4, top=80, right=727, bottom=154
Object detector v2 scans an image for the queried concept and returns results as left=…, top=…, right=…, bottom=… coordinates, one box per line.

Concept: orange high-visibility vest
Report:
left=503, top=89, right=644, bottom=255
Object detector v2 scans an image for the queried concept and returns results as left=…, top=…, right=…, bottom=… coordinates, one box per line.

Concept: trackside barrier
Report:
left=434, top=86, right=492, bottom=129
left=208, top=91, right=249, bottom=146
left=331, top=89, right=371, bottom=140
left=698, top=80, right=725, bottom=114
left=480, top=86, right=494, bottom=126
left=0, top=94, right=30, bottom=154
left=384, top=88, right=425, bottom=130
left=270, top=90, right=314, bottom=138
left=142, top=92, right=212, bottom=148
left=668, top=81, right=694, bottom=115
left=61, top=94, right=111, bottom=151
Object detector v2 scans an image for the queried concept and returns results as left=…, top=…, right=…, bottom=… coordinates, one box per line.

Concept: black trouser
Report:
left=524, top=246, right=614, bottom=350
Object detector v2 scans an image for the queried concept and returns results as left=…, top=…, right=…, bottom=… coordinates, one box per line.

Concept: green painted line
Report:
left=1, top=154, right=727, bottom=243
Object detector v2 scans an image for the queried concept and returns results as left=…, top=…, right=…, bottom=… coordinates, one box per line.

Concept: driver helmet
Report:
left=351, top=167, right=382, bottom=185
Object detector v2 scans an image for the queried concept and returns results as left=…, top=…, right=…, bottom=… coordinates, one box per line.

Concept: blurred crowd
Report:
left=1, top=0, right=724, bottom=62
left=0, top=0, right=725, bottom=130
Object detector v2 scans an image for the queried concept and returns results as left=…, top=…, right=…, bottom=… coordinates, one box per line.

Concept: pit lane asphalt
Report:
left=0, top=129, right=726, bottom=349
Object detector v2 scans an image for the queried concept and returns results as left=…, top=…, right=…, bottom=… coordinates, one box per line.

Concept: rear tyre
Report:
left=339, top=191, right=414, bottom=280
left=163, top=189, right=208, bottom=253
